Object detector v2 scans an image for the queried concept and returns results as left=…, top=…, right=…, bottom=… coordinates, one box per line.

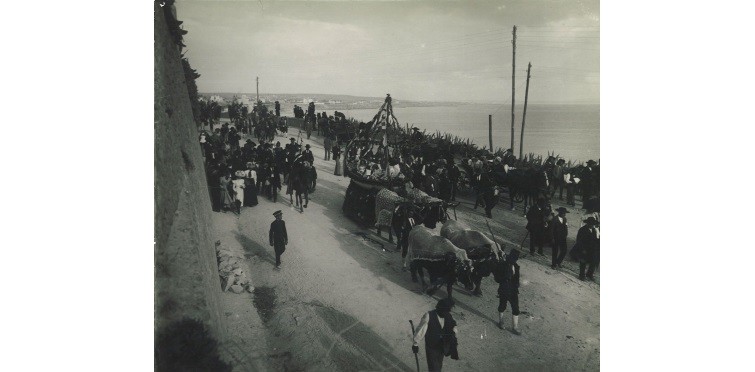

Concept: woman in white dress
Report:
left=232, top=171, right=246, bottom=213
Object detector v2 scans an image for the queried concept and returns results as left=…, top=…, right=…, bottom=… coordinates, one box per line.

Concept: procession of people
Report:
left=196, top=99, right=599, bottom=371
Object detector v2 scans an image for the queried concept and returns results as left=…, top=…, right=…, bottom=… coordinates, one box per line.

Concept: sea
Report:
left=340, top=103, right=599, bottom=163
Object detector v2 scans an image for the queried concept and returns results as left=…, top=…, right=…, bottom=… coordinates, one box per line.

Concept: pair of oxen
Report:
left=374, top=188, right=503, bottom=299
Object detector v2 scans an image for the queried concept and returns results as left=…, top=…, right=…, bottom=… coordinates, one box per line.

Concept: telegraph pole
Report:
left=519, top=62, right=531, bottom=159
left=510, top=26, right=517, bottom=153
left=256, top=76, right=259, bottom=104
left=488, top=115, right=493, bottom=151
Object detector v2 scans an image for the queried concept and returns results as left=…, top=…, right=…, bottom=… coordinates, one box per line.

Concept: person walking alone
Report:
left=269, top=210, right=288, bottom=270
left=412, top=298, right=459, bottom=372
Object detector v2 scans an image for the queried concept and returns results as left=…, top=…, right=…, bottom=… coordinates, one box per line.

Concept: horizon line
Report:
left=198, top=92, right=598, bottom=105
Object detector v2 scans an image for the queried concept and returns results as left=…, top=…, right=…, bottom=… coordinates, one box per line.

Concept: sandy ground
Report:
left=212, top=126, right=599, bottom=371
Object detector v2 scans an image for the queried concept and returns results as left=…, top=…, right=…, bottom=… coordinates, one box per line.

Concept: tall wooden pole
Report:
left=256, top=76, right=259, bottom=104
left=510, top=26, right=517, bottom=153
left=519, top=62, right=532, bottom=159
left=488, top=114, right=493, bottom=151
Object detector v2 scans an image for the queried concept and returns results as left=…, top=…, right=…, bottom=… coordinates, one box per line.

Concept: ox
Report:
left=405, top=226, right=474, bottom=299
left=440, top=220, right=502, bottom=296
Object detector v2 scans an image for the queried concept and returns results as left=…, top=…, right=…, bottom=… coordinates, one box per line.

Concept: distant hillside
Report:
left=198, top=92, right=464, bottom=109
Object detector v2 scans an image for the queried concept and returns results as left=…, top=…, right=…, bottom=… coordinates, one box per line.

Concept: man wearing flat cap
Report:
left=551, top=207, right=569, bottom=269
left=269, top=210, right=288, bottom=269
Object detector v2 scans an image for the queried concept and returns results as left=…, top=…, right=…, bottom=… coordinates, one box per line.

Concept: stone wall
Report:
left=154, top=2, right=226, bottom=340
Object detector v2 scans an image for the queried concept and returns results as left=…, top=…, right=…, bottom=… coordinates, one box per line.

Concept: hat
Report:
left=273, top=210, right=282, bottom=217
left=506, top=249, right=520, bottom=262
left=555, top=207, right=569, bottom=213
left=584, top=216, right=598, bottom=225
left=435, top=298, right=455, bottom=313
left=246, top=162, right=253, bottom=168
left=586, top=160, right=597, bottom=165
left=305, top=144, right=310, bottom=148
left=412, top=127, right=419, bottom=131
left=290, top=138, right=296, bottom=142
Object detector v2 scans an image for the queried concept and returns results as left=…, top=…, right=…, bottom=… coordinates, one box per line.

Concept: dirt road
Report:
left=212, top=128, right=599, bottom=371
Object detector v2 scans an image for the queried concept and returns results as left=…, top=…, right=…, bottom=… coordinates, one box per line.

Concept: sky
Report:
left=176, top=0, right=599, bottom=104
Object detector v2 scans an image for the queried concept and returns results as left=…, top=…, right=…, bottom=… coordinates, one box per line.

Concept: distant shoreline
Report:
left=199, top=92, right=598, bottom=109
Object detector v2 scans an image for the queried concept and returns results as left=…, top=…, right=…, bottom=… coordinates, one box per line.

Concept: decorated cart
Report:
left=341, top=95, right=413, bottom=226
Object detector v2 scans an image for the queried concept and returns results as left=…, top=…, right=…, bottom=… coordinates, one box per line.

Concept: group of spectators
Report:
left=199, top=117, right=319, bottom=214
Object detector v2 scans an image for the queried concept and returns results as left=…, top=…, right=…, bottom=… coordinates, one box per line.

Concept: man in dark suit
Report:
left=551, top=207, right=569, bottom=269
left=302, top=144, right=314, bottom=164
left=526, top=197, right=548, bottom=256
left=576, top=216, right=600, bottom=281
left=269, top=210, right=288, bottom=269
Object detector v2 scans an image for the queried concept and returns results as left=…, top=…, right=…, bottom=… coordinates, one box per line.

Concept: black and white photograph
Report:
left=8, top=1, right=755, bottom=371
left=154, top=1, right=599, bottom=370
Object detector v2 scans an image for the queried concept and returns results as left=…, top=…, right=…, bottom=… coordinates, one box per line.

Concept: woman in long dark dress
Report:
left=244, top=162, right=259, bottom=207
left=256, top=162, right=268, bottom=197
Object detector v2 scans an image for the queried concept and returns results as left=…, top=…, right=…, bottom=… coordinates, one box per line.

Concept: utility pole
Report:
left=488, top=115, right=493, bottom=151
left=519, top=62, right=531, bottom=159
left=510, top=26, right=517, bottom=153
left=256, top=76, right=259, bottom=104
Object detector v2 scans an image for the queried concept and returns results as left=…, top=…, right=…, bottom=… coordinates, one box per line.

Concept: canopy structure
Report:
left=345, top=94, right=408, bottom=173
left=342, top=94, right=411, bottom=224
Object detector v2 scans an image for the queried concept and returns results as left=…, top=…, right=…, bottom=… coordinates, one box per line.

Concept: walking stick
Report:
left=409, top=320, right=420, bottom=372
left=485, top=219, right=503, bottom=259
left=519, top=231, right=530, bottom=250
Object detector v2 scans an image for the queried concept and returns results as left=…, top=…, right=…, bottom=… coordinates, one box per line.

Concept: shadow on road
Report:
left=235, top=231, right=276, bottom=267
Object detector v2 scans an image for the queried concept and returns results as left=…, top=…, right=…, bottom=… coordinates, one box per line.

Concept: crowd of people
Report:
left=201, top=97, right=600, bottom=272
left=199, top=111, right=321, bottom=214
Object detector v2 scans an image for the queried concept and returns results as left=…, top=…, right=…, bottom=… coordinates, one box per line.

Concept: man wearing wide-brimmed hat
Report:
left=575, top=216, right=599, bottom=281
left=412, top=298, right=460, bottom=371
left=551, top=207, right=570, bottom=269
left=269, top=210, right=288, bottom=269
